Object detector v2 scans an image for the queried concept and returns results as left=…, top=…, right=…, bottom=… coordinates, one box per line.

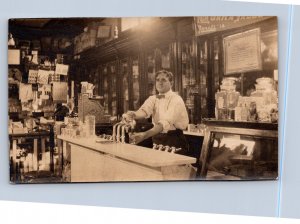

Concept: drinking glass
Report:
left=85, top=115, right=95, bottom=137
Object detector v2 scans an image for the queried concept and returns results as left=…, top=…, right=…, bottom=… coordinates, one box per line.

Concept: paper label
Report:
left=55, top=64, right=69, bottom=75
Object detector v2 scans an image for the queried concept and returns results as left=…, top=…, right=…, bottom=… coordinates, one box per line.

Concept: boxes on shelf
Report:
left=74, top=27, right=97, bottom=54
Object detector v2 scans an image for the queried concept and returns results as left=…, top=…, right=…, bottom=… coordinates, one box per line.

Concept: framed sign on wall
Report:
left=223, top=28, right=262, bottom=75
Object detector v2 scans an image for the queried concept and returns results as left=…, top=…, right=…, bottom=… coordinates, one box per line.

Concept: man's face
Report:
left=155, top=73, right=172, bottom=94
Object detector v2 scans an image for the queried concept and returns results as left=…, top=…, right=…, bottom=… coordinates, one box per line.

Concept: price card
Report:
left=55, top=64, right=69, bottom=75
left=28, top=70, right=38, bottom=84
left=37, top=70, right=50, bottom=84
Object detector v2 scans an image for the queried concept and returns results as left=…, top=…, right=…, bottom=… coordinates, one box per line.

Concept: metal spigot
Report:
left=112, top=122, right=120, bottom=142
left=153, top=143, right=158, bottom=150
left=113, top=118, right=136, bottom=144
left=164, top=146, right=170, bottom=152
left=158, top=144, right=164, bottom=151
left=112, top=122, right=121, bottom=142
left=116, top=123, right=122, bottom=143
left=113, top=123, right=130, bottom=143
left=171, top=147, right=182, bottom=153
left=121, top=124, right=130, bottom=143
left=170, top=147, right=176, bottom=153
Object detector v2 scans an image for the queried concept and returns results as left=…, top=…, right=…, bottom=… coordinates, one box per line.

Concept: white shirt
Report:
left=137, top=90, right=189, bottom=133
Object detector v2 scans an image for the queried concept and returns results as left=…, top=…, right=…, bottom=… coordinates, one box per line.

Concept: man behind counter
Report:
left=123, top=70, right=189, bottom=155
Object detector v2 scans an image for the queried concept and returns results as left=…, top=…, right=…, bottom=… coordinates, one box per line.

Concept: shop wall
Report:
left=0, top=0, right=298, bottom=218
left=72, top=17, right=279, bottom=123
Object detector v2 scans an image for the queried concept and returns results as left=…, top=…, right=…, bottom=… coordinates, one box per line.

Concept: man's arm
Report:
left=123, top=110, right=147, bottom=123
left=133, top=110, right=147, bottom=120
left=143, top=123, right=163, bottom=139
left=124, top=95, right=155, bottom=121
left=130, top=123, right=163, bottom=144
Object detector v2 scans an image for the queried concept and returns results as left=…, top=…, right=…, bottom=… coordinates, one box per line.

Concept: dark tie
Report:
left=156, top=94, right=165, bottom=99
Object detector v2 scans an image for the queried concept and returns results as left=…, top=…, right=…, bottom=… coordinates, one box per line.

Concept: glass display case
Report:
left=160, top=47, right=171, bottom=71
left=91, top=67, right=100, bottom=96
left=199, top=120, right=278, bottom=180
left=109, top=62, right=117, bottom=116
left=213, top=37, right=222, bottom=95
left=101, top=65, right=109, bottom=114
left=146, top=52, right=156, bottom=97
left=132, top=56, right=140, bottom=110
left=181, top=40, right=197, bottom=123
left=145, top=46, right=172, bottom=98
left=179, top=39, right=213, bottom=125
left=98, top=62, right=118, bottom=116
left=197, top=39, right=209, bottom=120
left=120, top=59, right=129, bottom=114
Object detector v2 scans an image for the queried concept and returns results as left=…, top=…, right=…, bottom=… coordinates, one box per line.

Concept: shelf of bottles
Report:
left=120, top=59, right=129, bottom=114
left=145, top=46, right=172, bottom=98
left=213, top=38, right=221, bottom=94
left=197, top=40, right=209, bottom=120
left=100, top=62, right=118, bottom=116
left=181, top=40, right=198, bottom=124
left=160, top=48, right=171, bottom=71
left=146, top=52, right=156, bottom=97
left=101, top=65, right=109, bottom=114
left=132, top=56, right=140, bottom=111
left=91, top=67, right=100, bottom=97
left=109, top=62, right=118, bottom=116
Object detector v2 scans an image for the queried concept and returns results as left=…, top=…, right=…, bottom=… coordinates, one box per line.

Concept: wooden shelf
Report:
left=74, top=18, right=185, bottom=64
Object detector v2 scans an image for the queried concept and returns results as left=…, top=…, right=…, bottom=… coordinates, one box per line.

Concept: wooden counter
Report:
left=57, top=135, right=197, bottom=182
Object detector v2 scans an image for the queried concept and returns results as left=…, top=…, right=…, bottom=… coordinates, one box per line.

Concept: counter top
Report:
left=57, top=135, right=196, bottom=168
left=183, top=131, right=204, bottom=137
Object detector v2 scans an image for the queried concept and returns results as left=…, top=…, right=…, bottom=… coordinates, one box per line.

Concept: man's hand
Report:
left=129, top=132, right=147, bottom=144
left=129, top=123, right=163, bottom=145
left=122, top=111, right=136, bottom=124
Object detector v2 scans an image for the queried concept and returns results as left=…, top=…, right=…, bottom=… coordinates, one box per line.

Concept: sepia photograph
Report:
left=8, top=16, right=278, bottom=183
